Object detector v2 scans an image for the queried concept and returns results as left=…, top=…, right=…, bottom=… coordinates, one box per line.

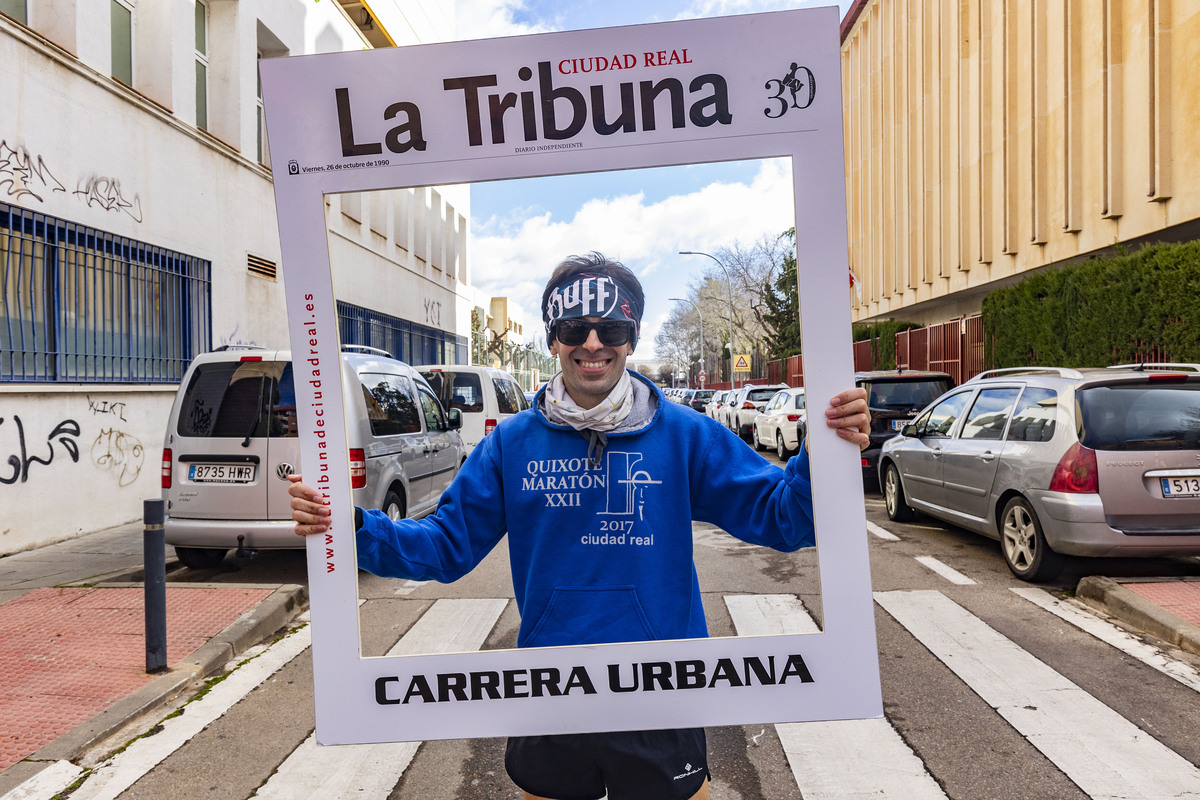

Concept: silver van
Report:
left=161, top=345, right=464, bottom=569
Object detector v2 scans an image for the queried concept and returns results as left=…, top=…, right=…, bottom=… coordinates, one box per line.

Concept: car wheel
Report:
left=883, top=463, right=916, bottom=522
left=753, top=424, right=767, bottom=451
left=383, top=489, right=406, bottom=521
left=174, top=546, right=228, bottom=570
left=738, top=422, right=754, bottom=443
left=776, top=432, right=793, bottom=461
left=1000, top=497, right=1064, bottom=582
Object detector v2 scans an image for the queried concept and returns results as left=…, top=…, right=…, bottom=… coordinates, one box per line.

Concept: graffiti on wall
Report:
left=74, top=175, right=144, bottom=223
left=91, top=428, right=145, bottom=487
left=219, top=325, right=260, bottom=349
left=0, top=140, right=66, bottom=203
left=1, top=136, right=145, bottom=222
left=0, top=415, right=81, bottom=485
left=87, top=395, right=128, bottom=422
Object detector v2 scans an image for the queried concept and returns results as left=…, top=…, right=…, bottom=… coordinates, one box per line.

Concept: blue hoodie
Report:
left=356, top=371, right=815, bottom=648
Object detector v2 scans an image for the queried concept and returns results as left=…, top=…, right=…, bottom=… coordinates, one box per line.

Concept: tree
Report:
left=763, top=229, right=802, bottom=358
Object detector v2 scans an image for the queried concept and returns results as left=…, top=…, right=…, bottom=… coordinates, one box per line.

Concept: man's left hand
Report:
left=823, top=388, right=871, bottom=450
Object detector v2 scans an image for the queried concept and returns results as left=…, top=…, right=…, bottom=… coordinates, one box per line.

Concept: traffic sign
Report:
left=698, top=371, right=707, bottom=382
left=733, top=354, right=751, bottom=372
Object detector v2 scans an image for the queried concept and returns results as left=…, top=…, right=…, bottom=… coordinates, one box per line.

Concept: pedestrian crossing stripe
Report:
left=17, top=593, right=1200, bottom=800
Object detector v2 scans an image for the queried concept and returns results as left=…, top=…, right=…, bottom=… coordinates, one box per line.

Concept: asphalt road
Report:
left=109, top=443, right=1200, bottom=800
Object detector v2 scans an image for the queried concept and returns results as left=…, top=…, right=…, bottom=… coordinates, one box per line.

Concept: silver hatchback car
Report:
left=879, top=365, right=1200, bottom=581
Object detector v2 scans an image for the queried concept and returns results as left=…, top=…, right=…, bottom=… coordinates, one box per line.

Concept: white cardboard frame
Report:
left=260, top=6, right=881, bottom=745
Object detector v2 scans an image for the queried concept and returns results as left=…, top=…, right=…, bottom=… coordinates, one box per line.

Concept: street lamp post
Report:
left=669, top=296, right=705, bottom=389
left=680, top=250, right=737, bottom=389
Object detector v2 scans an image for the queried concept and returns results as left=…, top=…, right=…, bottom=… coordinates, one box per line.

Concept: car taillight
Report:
left=161, top=448, right=172, bottom=489
left=742, top=402, right=756, bottom=409
left=1049, top=441, right=1099, bottom=493
left=1148, top=372, right=1188, bottom=382
left=861, top=457, right=869, bottom=468
left=349, top=448, right=366, bottom=489
left=485, top=418, right=497, bottom=435
left=786, top=414, right=802, bottom=422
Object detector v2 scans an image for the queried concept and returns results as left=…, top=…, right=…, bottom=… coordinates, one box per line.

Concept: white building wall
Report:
left=0, top=0, right=471, bottom=554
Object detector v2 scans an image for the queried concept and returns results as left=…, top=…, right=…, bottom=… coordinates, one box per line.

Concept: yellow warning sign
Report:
left=733, top=354, right=751, bottom=372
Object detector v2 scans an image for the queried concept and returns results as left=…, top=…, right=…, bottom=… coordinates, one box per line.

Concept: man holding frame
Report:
left=289, top=251, right=869, bottom=799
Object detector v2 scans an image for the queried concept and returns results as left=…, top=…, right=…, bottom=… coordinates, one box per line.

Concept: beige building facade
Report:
left=840, top=0, right=1200, bottom=326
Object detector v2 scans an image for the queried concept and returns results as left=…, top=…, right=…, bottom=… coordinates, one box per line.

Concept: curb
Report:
left=1076, top=576, right=1200, bottom=658
left=16, top=583, right=308, bottom=768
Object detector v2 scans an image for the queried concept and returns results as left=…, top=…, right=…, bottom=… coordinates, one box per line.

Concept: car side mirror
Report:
left=902, top=423, right=918, bottom=437
left=446, top=408, right=463, bottom=430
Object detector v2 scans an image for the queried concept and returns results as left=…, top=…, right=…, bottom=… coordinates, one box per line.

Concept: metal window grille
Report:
left=337, top=301, right=467, bottom=366
left=1, top=202, right=211, bottom=383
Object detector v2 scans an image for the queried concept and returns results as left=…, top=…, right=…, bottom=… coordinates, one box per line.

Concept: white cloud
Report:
left=468, top=159, right=796, bottom=354
left=455, top=0, right=559, bottom=40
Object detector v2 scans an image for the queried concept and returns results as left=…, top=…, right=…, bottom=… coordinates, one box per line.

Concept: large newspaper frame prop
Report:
left=261, top=6, right=881, bottom=745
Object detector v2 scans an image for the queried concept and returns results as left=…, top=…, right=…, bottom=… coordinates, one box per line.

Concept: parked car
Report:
left=706, top=390, right=728, bottom=420
left=162, top=345, right=464, bottom=569
left=878, top=364, right=1200, bottom=581
left=729, top=383, right=790, bottom=441
left=753, top=387, right=807, bottom=459
left=856, top=370, right=956, bottom=484
left=678, top=388, right=696, bottom=407
left=687, top=389, right=714, bottom=412
left=417, top=364, right=530, bottom=455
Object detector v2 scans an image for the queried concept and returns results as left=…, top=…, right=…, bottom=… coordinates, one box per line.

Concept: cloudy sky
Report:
left=451, top=0, right=854, bottom=360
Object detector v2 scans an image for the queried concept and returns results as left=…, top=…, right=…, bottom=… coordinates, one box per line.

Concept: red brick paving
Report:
left=0, top=586, right=271, bottom=771
left=1124, top=581, right=1200, bottom=629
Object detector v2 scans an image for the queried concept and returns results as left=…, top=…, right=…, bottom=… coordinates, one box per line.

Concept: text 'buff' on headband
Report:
left=543, top=272, right=643, bottom=342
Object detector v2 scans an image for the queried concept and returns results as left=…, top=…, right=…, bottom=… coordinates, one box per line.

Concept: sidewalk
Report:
left=0, top=522, right=307, bottom=795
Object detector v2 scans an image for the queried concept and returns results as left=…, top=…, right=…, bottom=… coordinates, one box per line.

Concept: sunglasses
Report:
left=554, top=319, right=635, bottom=347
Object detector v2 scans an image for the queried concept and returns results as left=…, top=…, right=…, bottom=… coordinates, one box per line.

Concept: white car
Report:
left=417, top=364, right=531, bottom=455
left=729, top=383, right=790, bottom=441
left=753, top=387, right=807, bottom=459
left=705, top=390, right=728, bottom=420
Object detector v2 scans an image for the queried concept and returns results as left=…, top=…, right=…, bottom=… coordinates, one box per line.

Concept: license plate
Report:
left=1160, top=476, right=1200, bottom=498
left=189, top=464, right=256, bottom=483
left=891, top=419, right=909, bottom=431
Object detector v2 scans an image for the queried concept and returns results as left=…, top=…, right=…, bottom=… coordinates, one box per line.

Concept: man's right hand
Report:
left=288, top=474, right=331, bottom=536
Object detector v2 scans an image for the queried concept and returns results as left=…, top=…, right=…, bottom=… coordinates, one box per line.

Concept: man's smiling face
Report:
left=550, top=317, right=634, bottom=409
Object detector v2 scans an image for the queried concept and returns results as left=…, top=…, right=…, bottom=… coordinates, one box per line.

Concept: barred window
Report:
left=1, top=202, right=211, bottom=383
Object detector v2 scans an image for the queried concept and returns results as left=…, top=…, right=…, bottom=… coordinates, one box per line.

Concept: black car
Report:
left=855, top=369, right=955, bottom=485
left=687, top=389, right=714, bottom=412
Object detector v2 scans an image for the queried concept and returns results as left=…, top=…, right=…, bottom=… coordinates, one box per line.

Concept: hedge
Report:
left=982, top=241, right=1200, bottom=367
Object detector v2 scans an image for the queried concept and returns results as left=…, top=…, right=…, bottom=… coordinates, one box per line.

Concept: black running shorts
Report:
left=505, top=728, right=708, bottom=800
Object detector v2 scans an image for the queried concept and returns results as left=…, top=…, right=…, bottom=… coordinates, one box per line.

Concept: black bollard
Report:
left=143, top=498, right=168, bottom=674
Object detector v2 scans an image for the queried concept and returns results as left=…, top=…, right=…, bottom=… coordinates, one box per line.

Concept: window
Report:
left=362, top=374, right=420, bottom=435
left=1078, top=384, right=1200, bottom=451
left=111, top=0, right=133, bottom=85
left=195, top=0, right=209, bottom=130
left=422, top=370, right=483, bottom=413
left=417, top=387, right=446, bottom=431
left=338, top=301, right=468, bottom=366
left=1007, top=387, right=1058, bottom=442
left=1, top=202, right=210, bottom=383
left=961, top=388, right=1020, bottom=440
left=918, top=391, right=971, bottom=438
left=176, top=360, right=296, bottom=438
left=256, top=55, right=269, bottom=165
left=493, top=377, right=523, bottom=414
left=0, top=0, right=27, bottom=24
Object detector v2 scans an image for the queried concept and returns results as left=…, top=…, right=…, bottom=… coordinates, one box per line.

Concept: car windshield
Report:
left=792, top=394, right=806, bottom=410
left=1077, top=382, right=1200, bottom=450
left=421, top=370, right=484, bottom=413
left=176, top=360, right=297, bottom=438
left=694, top=391, right=714, bottom=400
left=748, top=388, right=780, bottom=402
left=867, top=378, right=952, bottom=408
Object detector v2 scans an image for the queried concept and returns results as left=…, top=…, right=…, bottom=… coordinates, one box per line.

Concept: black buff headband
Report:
left=543, top=272, right=643, bottom=340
